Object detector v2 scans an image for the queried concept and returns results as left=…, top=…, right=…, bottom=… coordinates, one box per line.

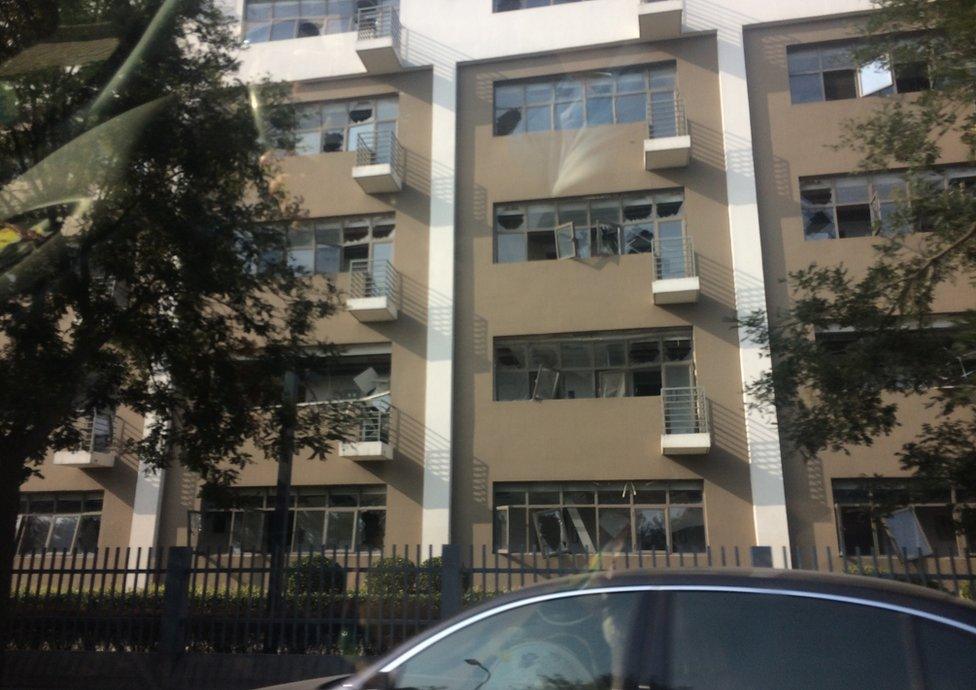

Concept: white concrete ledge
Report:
left=352, top=163, right=403, bottom=193
left=356, top=37, right=403, bottom=74
left=638, top=0, right=683, bottom=41
left=653, top=276, right=700, bottom=304
left=53, top=449, right=116, bottom=468
left=644, top=134, right=691, bottom=170
left=339, top=440, right=394, bottom=461
left=661, top=432, right=711, bottom=456
left=347, top=295, right=398, bottom=322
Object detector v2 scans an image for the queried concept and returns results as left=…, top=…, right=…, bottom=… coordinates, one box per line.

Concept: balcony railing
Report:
left=349, top=259, right=400, bottom=301
left=647, top=90, right=687, bottom=139
left=653, top=236, right=696, bottom=281
left=356, top=130, right=405, bottom=173
left=351, top=403, right=394, bottom=444
left=357, top=5, right=401, bottom=44
left=662, top=387, right=709, bottom=435
left=78, top=410, right=124, bottom=454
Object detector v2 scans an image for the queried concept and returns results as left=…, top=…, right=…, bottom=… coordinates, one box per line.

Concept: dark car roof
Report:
left=358, top=568, right=976, bottom=675
left=262, top=569, right=976, bottom=690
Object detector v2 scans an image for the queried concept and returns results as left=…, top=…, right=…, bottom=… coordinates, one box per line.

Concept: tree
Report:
left=743, top=0, right=976, bottom=536
left=0, top=0, right=357, bottom=602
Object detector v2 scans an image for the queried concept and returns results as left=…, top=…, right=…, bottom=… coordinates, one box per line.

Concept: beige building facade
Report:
left=15, top=0, right=974, bottom=563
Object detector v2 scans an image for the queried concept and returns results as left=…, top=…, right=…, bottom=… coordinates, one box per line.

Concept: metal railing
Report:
left=647, top=89, right=687, bottom=139
left=75, top=409, right=132, bottom=454
left=349, top=258, right=400, bottom=302
left=653, top=236, right=696, bottom=281
left=356, top=5, right=401, bottom=44
left=351, top=403, right=394, bottom=444
left=662, top=386, right=709, bottom=435
left=6, top=543, right=974, bottom=657
left=355, top=130, right=405, bottom=177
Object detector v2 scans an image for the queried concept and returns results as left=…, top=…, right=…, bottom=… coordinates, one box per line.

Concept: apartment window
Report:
left=494, top=329, right=694, bottom=401
left=300, top=353, right=391, bottom=402
left=195, top=486, right=386, bottom=553
left=493, top=0, right=590, bottom=11
left=493, top=481, right=705, bottom=554
left=788, top=41, right=930, bottom=104
left=495, top=190, right=684, bottom=263
left=800, top=167, right=976, bottom=240
left=285, top=96, right=397, bottom=156
left=285, top=214, right=394, bottom=274
left=494, top=63, right=676, bottom=136
left=244, top=0, right=395, bottom=43
left=17, top=492, right=102, bottom=554
left=834, top=479, right=972, bottom=556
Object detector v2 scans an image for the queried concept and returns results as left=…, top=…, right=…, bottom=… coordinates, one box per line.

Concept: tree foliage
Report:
left=743, top=0, right=976, bottom=533
left=0, top=0, right=356, bottom=531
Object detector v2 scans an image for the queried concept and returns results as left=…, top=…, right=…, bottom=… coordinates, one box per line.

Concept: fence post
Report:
left=159, top=546, right=192, bottom=657
left=440, top=544, right=462, bottom=620
left=750, top=546, right=773, bottom=568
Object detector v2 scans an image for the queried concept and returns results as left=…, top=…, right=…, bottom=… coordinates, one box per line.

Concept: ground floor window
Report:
left=17, top=492, right=103, bottom=554
left=833, top=478, right=973, bottom=556
left=192, top=485, right=386, bottom=554
left=493, top=480, right=705, bottom=555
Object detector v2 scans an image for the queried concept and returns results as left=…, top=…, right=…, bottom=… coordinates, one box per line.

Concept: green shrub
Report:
left=365, top=556, right=418, bottom=596
left=417, top=557, right=441, bottom=595
left=285, top=554, right=345, bottom=595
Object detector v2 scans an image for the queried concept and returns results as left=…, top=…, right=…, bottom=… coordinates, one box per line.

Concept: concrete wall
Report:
left=744, top=15, right=976, bottom=552
left=453, top=33, right=758, bottom=550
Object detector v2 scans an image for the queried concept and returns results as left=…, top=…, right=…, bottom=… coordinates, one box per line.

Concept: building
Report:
left=14, top=0, right=975, bottom=565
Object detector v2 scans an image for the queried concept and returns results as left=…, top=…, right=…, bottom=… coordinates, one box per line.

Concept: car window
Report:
left=389, top=591, right=645, bottom=690
left=916, top=618, right=976, bottom=690
left=657, top=591, right=918, bottom=690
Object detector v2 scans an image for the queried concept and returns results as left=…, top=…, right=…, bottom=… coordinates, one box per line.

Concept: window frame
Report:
left=492, top=481, right=706, bottom=555
left=493, top=329, right=695, bottom=402
left=16, top=491, right=103, bottom=554
left=493, top=63, right=676, bottom=137
left=193, top=485, right=388, bottom=554
left=243, top=0, right=396, bottom=43
left=285, top=213, right=395, bottom=275
left=787, top=39, right=932, bottom=105
left=800, top=167, right=976, bottom=241
left=493, top=0, right=593, bottom=12
left=493, top=190, right=684, bottom=263
left=832, top=478, right=972, bottom=556
left=284, top=95, right=398, bottom=157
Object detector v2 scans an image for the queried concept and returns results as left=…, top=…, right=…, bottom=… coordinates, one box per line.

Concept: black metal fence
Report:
left=6, top=544, right=975, bottom=656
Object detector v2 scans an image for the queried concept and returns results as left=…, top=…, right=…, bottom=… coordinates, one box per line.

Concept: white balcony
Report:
left=352, top=130, right=405, bottom=194
left=338, top=405, right=396, bottom=462
left=53, top=411, right=122, bottom=468
left=346, top=259, right=400, bottom=322
left=652, top=237, right=700, bottom=304
left=644, top=92, right=690, bottom=170
left=661, top=387, right=710, bottom=455
left=638, top=0, right=683, bottom=41
left=355, top=6, right=403, bottom=74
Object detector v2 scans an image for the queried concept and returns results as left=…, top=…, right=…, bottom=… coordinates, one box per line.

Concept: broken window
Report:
left=196, top=486, right=386, bottom=553
left=495, top=190, right=683, bottom=263
left=244, top=0, right=391, bottom=42
left=788, top=40, right=931, bottom=104
left=801, top=168, right=976, bottom=241
left=833, top=479, right=971, bottom=556
left=493, top=481, right=705, bottom=554
left=494, top=63, right=675, bottom=136
left=17, top=492, right=103, bottom=554
left=301, top=354, right=391, bottom=402
left=494, top=330, right=693, bottom=401
left=286, top=214, right=394, bottom=273
left=274, top=95, right=397, bottom=156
